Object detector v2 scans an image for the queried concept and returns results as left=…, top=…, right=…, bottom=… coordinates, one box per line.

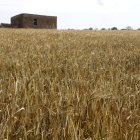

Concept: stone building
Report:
left=9, top=13, right=57, bottom=29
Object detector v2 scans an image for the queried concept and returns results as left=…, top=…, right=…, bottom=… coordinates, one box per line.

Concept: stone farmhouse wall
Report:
left=11, top=13, right=57, bottom=29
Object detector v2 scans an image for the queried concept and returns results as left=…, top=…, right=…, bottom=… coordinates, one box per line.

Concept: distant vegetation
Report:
left=101, top=28, right=106, bottom=30
left=89, top=27, right=93, bottom=30
left=82, top=26, right=140, bottom=30
left=111, top=27, right=118, bottom=30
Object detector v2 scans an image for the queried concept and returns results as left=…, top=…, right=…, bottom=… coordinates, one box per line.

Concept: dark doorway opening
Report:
left=34, top=19, right=37, bottom=25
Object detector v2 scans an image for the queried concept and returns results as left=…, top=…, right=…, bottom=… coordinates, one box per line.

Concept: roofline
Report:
left=11, top=13, right=57, bottom=18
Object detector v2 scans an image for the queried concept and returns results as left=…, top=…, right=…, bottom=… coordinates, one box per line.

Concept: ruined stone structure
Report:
left=0, top=23, right=11, bottom=28
left=11, top=13, right=57, bottom=29
left=0, top=13, right=57, bottom=29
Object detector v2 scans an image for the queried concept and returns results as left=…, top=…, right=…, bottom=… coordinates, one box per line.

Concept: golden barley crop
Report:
left=0, top=28, right=140, bottom=140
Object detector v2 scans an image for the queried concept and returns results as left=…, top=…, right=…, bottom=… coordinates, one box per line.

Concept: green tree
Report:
left=137, top=28, right=140, bottom=30
left=111, top=27, right=118, bottom=30
left=101, top=28, right=106, bottom=30
left=89, top=27, right=93, bottom=30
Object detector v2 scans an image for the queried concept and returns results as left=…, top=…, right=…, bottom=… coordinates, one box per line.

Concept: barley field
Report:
left=0, top=29, right=140, bottom=140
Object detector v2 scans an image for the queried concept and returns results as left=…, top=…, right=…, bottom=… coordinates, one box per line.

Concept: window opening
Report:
left=34, top=19, right=37, bottom=25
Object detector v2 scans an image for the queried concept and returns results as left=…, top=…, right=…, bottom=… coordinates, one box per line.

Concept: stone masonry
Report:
left=11, top=13, right=57, bottom=29
left=0, top=13, right=57, bottom=29
left=0, top=23, right=11, bottom=28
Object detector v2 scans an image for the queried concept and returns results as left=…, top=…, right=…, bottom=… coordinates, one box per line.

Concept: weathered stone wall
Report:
left=1, top=23, right=11, bottom=28
left=11, top=14, right=23, bottom=28
left=11, top=13, right=57, bottom=29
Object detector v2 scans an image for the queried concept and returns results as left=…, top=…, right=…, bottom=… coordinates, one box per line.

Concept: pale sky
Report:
left=0, top=0, right=140, bottom=30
